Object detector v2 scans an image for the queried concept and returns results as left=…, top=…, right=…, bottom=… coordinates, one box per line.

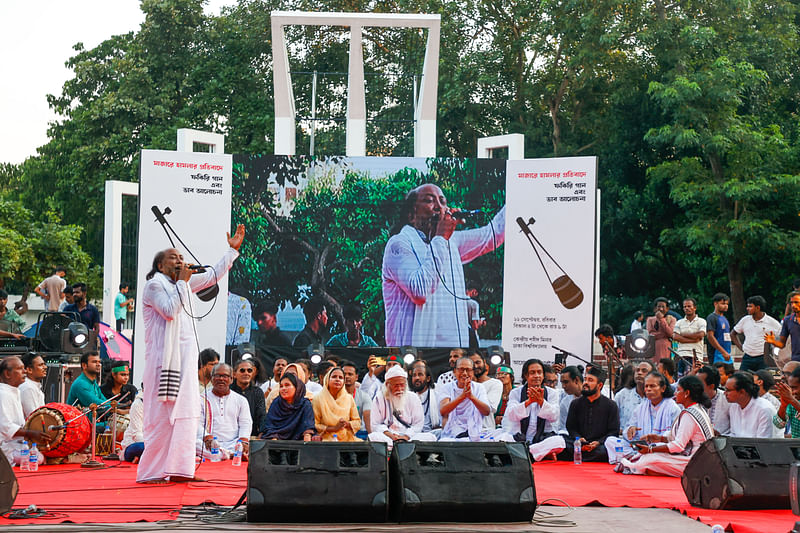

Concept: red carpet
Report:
left=533, top=461, right=797, bottom=533
left=1, top=460, right=246, bottom=525
left=3, top=458, right=797, bottom=531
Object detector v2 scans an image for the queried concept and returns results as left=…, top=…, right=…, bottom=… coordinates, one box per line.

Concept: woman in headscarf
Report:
left=312, top=367, right=361, bottom=441
left=260, top=373, right=315, bottom=441
left=265, top=363, right=315, bottom=411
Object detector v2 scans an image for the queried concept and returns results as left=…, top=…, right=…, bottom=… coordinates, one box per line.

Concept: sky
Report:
left=0, top=0, right=236, bottom=165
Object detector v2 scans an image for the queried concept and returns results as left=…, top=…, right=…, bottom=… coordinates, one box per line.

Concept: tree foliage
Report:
left=4, top=0, right=800, bottom=331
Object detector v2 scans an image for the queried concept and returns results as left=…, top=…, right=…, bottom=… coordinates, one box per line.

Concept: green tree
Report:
left=645, top=15, right=800, bottom=319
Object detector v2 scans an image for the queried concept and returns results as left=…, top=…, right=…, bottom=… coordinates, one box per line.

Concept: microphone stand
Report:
left=603, top=341, right=625, bottom=399
left=151, top=205, right=218, bottom=301
left=102, top=391, right=130, bottom=461
left=81, top=404, right=106, bottom=469
left=550, top=345, right=593, bottom=368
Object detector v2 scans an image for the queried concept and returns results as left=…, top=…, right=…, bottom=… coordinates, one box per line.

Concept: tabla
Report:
left=24, top=403, right=91, bottom=458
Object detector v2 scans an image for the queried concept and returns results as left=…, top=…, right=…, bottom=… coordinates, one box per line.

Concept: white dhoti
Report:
left=528, top=435, right=567, bottom=461
left=604, top=438, right=634, bottom=464
left=619, top=453, right=691, bottom=477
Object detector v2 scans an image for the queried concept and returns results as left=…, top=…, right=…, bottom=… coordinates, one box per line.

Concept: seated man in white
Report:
left=438, top=357, right=514, bottom=441
left=725, top=371, right=774, bottom=438
left=196, top=363, right=253, bottom=460
left=605, top=371, right=681, bottom=463
left=368, top=365, right=437, bottom=449
left=409, top=360, right=442, bottom=437
left=503, top=359, right=559, bottom=446
left=0, top=356, right=50, bottom=465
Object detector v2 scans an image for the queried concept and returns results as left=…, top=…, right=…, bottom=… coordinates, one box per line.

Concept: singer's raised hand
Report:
left=227, top=224, right=245, bottom=250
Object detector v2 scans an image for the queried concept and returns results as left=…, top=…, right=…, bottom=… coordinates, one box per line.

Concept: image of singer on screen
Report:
left=382, top=183, right=505, bottom=347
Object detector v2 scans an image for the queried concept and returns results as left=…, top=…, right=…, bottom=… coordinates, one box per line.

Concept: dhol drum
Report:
left=24, top=403, right=91, bottom=458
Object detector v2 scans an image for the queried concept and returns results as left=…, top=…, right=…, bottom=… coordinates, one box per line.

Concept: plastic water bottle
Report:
left=232, top=441, right=243, bottom=467
left=710, top=526, right=724, bottom=533
left=614, top=438, right=624, bottom=461
left=28, top=443, right=39, bottom=472
left=573, top=437, right=582, bottom=465
left=19, top=441, right=30, bottom=471
left=332, top=434, right=339, bottom=442
left=210, top=437, right=222, bottom=462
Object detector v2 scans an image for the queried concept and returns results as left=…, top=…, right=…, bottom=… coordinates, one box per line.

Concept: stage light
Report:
left=237, top=342, right=255, bottom=360
left=68, top=322, right=89, bottom=348
left=624, top=330, right=654, bottom=360
left=308, top=343, right=324, bottom=365
left=488, top=345, right=507, bottom=367
left=401, top=346, right=418, bottom=365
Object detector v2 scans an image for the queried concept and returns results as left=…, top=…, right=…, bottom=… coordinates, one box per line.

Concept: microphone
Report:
left=47, top=424, right=67, bottom=431
left=188, top=265, right=211, bottom=273
left=451, top=209, right=483, bottom=219
left=151, top=205, right=171, bottom=225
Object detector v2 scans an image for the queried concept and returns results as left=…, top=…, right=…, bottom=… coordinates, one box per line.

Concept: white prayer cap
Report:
left=385, top=365, right=407, bottom=381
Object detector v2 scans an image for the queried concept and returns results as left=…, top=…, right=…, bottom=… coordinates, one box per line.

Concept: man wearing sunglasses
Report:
left=230, top=359, right=266, bottom=437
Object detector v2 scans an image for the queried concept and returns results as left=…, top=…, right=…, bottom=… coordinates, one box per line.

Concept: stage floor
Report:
left=1, top=459, right=796, bottom=532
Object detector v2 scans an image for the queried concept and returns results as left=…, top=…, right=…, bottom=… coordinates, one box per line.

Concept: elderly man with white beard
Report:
left=368, top=366, right=437, bottom=449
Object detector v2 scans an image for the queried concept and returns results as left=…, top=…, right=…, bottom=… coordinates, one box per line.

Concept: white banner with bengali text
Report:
left=132, top=150, right=232, bottom=387
left=502, top=157, right=598, bottom=375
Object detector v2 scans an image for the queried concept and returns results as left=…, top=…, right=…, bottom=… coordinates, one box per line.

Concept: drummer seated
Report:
left=196, top=364, right=252, bottom=460
left=67, top=352, right=110, bottom=419
left=0, top=356, right=51, bottom=465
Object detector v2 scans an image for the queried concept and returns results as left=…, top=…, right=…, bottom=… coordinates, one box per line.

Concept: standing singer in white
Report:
left=137, top=225, right=244, bottom=484
left=382, top=184, right=505, bottom=347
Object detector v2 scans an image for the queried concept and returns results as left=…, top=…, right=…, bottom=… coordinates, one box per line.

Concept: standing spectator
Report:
left=58, top=285, right=74, bottom=312
left=766, top=291, right=800, bottom=363
left=115, top=283, right=134, bottom=332
left=646, top=298, right=676, bottom=363
left=327, top=303, right=379, bottom=347
left=0, top=290, right=26, bottom=333
left=630, top=311, right=644, bottom=332
left=706, top=293, right=733, bottom=364
left=58, top=285, right=75, bottom=312
left=732, top=295, right=781, bottom=372
left=292, top=298, right=329, bottom=350
left=62, top=283, right=100, bottom=333
left=673, top=298, right=706, bottom=368
left=35, top=266, right=67, bottom=311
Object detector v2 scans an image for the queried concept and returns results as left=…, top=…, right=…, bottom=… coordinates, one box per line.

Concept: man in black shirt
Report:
left=230, top=359, right=266, bottom=437
left=558, top=365, right=620, bottom=462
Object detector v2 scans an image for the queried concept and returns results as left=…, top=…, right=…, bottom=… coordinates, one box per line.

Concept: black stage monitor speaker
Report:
left=247, top=440, right=389, bottom=522
left=389, top=441, right=536, bottom=522
left=682, top=436, right=800, bottom=510
left=0, top=453, right=19, bottom=514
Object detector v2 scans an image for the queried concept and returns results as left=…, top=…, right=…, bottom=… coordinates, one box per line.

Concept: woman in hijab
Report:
left=265, top=362, right=315, bottom=410
left=260, top=373, right=316, bottom=441
left=312, top=367, right=361, bottom=441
